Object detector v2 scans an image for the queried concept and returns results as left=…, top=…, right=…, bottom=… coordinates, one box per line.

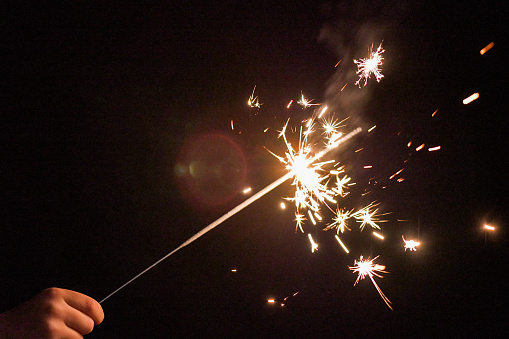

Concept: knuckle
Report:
left=81, top=317, right=95, bottom=334
left=42, top=287, right=61, bottom=299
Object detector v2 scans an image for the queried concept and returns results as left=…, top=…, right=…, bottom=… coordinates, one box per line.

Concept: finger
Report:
left=51, top=320, right=85, bottom=339
left=62, top=303, right=96, bottom=335
left=60, top=289, right=105, bottom=325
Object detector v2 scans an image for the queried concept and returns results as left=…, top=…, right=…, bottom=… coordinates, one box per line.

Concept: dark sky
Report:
left=1, top=1, right=507, bottom=337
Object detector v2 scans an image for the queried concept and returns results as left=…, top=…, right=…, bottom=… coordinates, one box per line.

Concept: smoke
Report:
left=318, top=0, right=408, bottom=126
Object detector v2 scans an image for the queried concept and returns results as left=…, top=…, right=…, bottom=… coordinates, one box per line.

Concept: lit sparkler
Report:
left=354, top=42, right=385, bottom=87
left=349, top=255, right=392, bottom=309
left=266, top=117, right=362, bottom=232
left=402, top=235, right=420, bottom=251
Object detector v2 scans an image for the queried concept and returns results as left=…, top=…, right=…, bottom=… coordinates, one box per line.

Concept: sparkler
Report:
left=101, top=41, right=389, bottom=306
left=402, top=235, right=420, bottom=251
left=349, top=255, right=392, bottom=309
left=100, top=121, right=362, bottom=303
left=354, top=42, right=385, bottom=87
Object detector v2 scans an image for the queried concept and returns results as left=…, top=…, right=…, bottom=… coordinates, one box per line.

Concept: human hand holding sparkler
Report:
left=0, top=288, right=104, bottom=338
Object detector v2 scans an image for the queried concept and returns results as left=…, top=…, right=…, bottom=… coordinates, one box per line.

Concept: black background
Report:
left=2, top=1, right=507, bottom=337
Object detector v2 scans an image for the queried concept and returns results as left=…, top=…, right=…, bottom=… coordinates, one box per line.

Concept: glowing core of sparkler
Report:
left=349, top=255, right=392, bottom=310
left=354, top=43, right=385, bottom=87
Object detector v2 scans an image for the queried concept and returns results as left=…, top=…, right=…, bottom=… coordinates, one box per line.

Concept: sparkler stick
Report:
left=100, top=173, right=291, bottom=304
left=100, top=127, right=362, bottom=304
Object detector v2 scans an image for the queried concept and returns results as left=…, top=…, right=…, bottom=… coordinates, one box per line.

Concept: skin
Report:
left=0, top=287, right=104, bottom=339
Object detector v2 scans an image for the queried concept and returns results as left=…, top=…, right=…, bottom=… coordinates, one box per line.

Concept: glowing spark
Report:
left=463, top=93, right=479, bottom=105
left=322, top=117, right=341, bottom=137
left=248, top=85, right=262, bottom=108
left=297, top=93, right=320, bottom=108
left=484, top=225, right=495, bottom=231
left=287, top=100, right=293, bottom=108
left=341, top=83, right=348, bottom=91
left=397, top=178, right=404, bottom=182
left=268, top=299, right=275, bottom=303
left=389, top=168, right=404, bottom=180
left=368, top=125, right=376, bottom=132
left=324, top=207, right=352, bottom=234
left=264, top=127, right=269, bottom=132
left=428, top=146, right=441, bottom=152
left=335, top=60, right=341, bottom=67
left=308, top=233, right=319, bottom=253
left=231, top=269, right=237, bottom=272
left=280, top=202, right=286, bottom=209
left=317, top=106, right=328, bottom=119
left=349, top=255, right=392, bottom=309
left=335, top=235, right=350, bottom=253
left=231, top=120, right=234, bottom=130
left=354, top=42, right=385, bottom=87
left=243, top=187, right=252, bottom=194
left=364, top=165, right=372, bottom=169
left=415, top=144, right=425, bottom=151
left=432, top=109, right=438, bottom=117
left=373, top=231, right=384, bottom=240
left=352, top=202, right=383, bottom=231
left=407, top=141, right=412, bottom=147
left=480, top=42, right=494, bottom=55
left=333, top=175, right=352, bottom=197
left=402, top=235, right=420, bottom=251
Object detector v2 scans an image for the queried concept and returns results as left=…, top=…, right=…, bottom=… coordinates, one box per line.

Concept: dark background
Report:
left=2, top=1, right=507, bottom=337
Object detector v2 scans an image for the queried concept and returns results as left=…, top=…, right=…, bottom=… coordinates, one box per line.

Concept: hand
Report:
left=0, top=287, right=104, bottom=338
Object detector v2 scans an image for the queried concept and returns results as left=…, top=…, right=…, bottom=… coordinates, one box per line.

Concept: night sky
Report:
left=2, top=1, right=507, bottom=337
